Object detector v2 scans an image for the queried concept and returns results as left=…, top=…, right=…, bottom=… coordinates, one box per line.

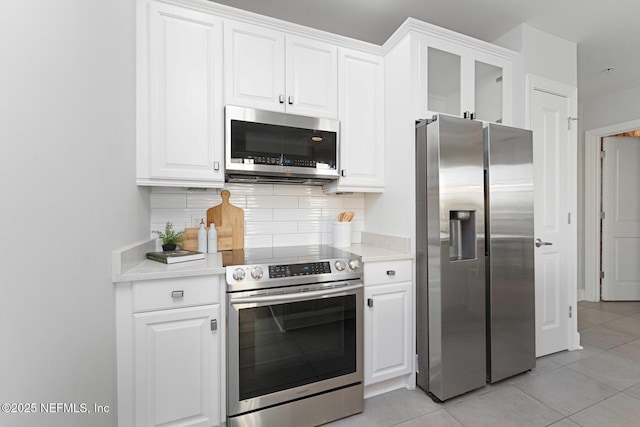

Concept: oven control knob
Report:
left=251, top=267, right=264, bottom=280
left=348, top=259, right=361, bottom=271
left=232, top=268, right=246, bottom=281
left=335, top=260, right=346, bottom=271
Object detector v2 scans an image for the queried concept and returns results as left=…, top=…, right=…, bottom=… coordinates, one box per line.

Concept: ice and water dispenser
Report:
left=449, top=210, right=476, bottom=261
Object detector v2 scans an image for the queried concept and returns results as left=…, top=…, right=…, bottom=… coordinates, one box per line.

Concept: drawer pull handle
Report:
left=386, top=270, right=396, bottom=276
left=171, top=290, right=184, bottom=299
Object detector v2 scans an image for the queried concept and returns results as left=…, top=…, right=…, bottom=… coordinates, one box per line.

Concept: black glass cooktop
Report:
left=221, top=245, right=357, bottom=267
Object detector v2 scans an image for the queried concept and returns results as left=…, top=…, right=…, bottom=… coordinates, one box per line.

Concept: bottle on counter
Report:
left=207, top=223, right=218, bottom=253
left=197, top=219, right=207, bottom=253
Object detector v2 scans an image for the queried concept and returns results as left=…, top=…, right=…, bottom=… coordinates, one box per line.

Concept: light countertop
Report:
left=114, top=252, right=225, bottom=283
left=113, top=233, right=412, bottom=283
left=341, top=243, right=412, bottom=263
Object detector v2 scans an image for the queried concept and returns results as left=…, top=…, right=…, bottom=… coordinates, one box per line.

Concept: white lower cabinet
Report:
left=364, top=282, right=412, bottom=385
left=134, top=305, right=220, bottom=427
left=116, top=275, right=223, bottom=427
left=363, top=259, right=413, bottom=388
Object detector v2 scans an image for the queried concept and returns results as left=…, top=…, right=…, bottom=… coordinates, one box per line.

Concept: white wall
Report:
left=150, top=184, right=365, bottom=247
left=0, top=2, right=148, bottom=427
left=582, top=84, right=640, bottom=131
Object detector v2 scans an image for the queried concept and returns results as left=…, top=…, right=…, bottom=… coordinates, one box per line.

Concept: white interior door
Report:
left=602, top=136, right=640, bottom=300
left=532, top=89, right=570, bottom=356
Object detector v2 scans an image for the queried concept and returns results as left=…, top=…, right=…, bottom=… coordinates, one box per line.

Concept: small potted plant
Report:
left=153, top=222, right=184, bottom=251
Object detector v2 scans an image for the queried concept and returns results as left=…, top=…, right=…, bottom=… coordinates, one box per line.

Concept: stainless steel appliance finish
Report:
left=416, top=114, right=486, bottom=402
left=226, top=245, right=364, bottom=426
left=225, top=105, right=340, bottom=184
left=484, top=123, right=535, bottom=383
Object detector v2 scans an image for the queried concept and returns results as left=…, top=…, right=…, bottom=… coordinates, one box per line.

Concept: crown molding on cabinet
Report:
left=383, top=17, right=517, bottom=61
left=153, top=0, right=384, bottom=55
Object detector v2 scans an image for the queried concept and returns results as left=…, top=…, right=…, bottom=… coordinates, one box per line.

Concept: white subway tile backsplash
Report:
left=245, top=221, right=297, bottom=235
left=273, top=184, right=322, bottom=196
left=150, top=187, right=366, bottom=248
left=224, top=183, right=274, bottom=195
left=298, top=196, right=344, bottom=209
left=186, top=191, right=222, bottom=208
left=151, top=209, right=203, bottom=227
left=274, top=233, right=322, bottom=247
left=245, top=235, right=273, bottom=249
left=247, top=196, right=298, bottom=209
left=298, top=221, right=322, bottom=233
left=243, top=208, right=273, bottom=222
left=273, top=208, right=323, bottom=221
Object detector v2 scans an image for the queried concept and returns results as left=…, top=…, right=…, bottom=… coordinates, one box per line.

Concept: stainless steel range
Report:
left=225, top=245, right=364, bottom=427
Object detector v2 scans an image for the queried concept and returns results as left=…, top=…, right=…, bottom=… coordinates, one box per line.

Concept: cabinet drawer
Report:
left=364, top=260, right=412, bottom=286
left=133, top=275, right=220, bottom=312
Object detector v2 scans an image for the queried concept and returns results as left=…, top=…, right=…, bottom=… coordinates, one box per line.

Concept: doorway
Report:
left=600, top=131, right=640, bottom=300
left=585, top=120, right=640, bottom=302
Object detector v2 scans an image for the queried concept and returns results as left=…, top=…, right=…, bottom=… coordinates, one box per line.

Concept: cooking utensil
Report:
left=338, top=211, right=355, bottom=222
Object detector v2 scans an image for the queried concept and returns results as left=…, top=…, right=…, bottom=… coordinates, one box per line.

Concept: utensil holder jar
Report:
left=332, top=222, right=352, bottom=247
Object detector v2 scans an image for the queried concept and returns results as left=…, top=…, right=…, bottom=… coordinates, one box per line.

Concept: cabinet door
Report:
left=134, top=304, right=220, bottom=427
left=285, top=35, right=338, bottom=119
left=364, top=282, right=412, bottom=385
left=146, top=2, right=224, bottom=184
left=473, top=60, right=504, bottom=123
left=426, top=46, right=462, bottom=116
left=224, top=20, right=285, bottom=112
left=327, top=48, right=384, bottom=193
left=472, top=56, right=512, bottom=125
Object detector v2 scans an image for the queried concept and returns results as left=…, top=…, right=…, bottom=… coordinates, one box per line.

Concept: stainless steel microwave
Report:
left=225, top=105, right=340, bottom=184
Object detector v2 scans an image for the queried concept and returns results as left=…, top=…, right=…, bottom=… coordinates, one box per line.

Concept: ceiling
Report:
left=212, top=0, right=640, bottom=102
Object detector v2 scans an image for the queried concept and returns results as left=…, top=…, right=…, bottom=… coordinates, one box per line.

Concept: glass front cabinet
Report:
left=419, top=33, right=514, bottom=125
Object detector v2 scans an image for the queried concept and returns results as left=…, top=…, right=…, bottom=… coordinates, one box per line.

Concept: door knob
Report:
left=535, top=238, right=553, bottom=248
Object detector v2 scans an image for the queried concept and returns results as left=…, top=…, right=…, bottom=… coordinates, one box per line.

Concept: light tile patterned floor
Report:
left=326, top=301, right=640, bottom=427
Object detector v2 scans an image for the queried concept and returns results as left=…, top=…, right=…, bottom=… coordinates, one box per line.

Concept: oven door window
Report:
left=237, top=294, right=356, bottom=401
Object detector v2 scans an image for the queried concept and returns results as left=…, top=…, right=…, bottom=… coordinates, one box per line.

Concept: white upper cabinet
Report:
left=138, top=1, right=225, bottom=188
left=325, top=48, right=384, bottom=193
left=419, top=33, right=513, bottom=125
left=223, top=22, right=285, bottom=112
left=224, top=20, right=338, bottom=119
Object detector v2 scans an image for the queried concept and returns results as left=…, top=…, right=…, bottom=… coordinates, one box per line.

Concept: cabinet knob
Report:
left=367, top=298, right=374, bottom=308
left=386, top=270, right=396, bottom=276
left=288, top=95, right=294, bottom=105
left=341, top=169, right=347, bottom=177
left=279, top=94, right=285, bottom=104
left=213, top=161, right=220, bottom=171
left=210, top=319, right=217, bottom=331
left=171, top=290, right=184, bottom=298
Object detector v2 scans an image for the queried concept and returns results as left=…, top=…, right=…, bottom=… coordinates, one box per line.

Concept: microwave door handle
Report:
left=229, top=283, right=362, bottom=305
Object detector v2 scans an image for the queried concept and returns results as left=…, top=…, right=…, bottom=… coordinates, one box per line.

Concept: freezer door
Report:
left=426, top=115, right=487, bottom=401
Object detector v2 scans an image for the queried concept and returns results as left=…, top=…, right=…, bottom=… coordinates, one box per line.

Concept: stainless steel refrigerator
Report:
left=415, top=115, right=535, bottom=401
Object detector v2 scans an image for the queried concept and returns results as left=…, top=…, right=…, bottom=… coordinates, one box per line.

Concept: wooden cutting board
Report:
left=207, top=190, right=244, bottom=250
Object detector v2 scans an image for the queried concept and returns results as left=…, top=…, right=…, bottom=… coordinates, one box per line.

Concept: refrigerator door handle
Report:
left=535, top=238, right=553, bottom=247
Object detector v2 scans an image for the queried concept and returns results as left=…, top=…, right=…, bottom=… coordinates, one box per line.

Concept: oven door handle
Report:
left=229, top=282, right=363, bottom=304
